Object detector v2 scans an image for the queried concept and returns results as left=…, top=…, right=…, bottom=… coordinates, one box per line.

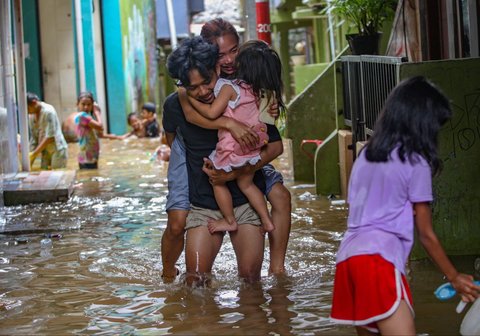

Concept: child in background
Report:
left=63, top=102, right=117, bottom=141
left=74, top=91, right=103, bottom=169
left=141, top=102, right=160, bottom=137
left=114, top=113, right=146, bottom=139
left=186, top=40, right=286, bottom=234
left=330, top=76, right=480, bottom=335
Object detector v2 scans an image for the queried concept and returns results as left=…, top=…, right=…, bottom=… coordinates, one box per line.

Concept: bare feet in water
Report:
left=161, top=266, right=180, bottom=283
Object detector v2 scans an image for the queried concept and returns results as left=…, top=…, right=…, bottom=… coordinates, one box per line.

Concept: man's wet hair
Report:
left=26, top=92, right=40, bottom=104
left=142, top=102, right=156, bottom=114
left=166, top=36, right=218, bottom=87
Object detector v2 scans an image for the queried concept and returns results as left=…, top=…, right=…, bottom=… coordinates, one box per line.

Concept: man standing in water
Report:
left=163, top=36, right=284, bottom=285
left=27, top=92, right=68, bottom=169
left=161, top=19, right=291, bottom=281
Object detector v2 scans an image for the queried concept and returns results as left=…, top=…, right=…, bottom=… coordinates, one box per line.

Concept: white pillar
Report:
left=165, top=0, right=177, bottom=49
left=75, top=0, right=86, bottom=91
left=0, top=0, right=20, bottom=174
left=13, top=0, right=30, bottom=171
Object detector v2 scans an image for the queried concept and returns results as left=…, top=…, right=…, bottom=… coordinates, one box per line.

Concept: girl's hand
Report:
left=226, top=119, right=259, bottom=152
left=268, top=98, right=279, bottom=119
left=451, top=273, right=480, bottom=302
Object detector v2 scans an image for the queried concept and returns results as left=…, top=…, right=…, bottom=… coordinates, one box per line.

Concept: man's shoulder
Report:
left=164, top=92, right=179, bottom=107
left=40, top=102, right=56, bottom=114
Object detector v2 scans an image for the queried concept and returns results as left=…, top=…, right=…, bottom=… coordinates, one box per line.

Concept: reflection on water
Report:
left=0, top=139, right=477, bottom=335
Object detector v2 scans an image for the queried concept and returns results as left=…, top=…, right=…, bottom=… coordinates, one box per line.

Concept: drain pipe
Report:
left=165, top=0, right=177, bottom=49
left=75, top=0, right=86, bottom=91
left=326, top=0, right=336, bottom=61
left=13, top=0, right=30, bottom=171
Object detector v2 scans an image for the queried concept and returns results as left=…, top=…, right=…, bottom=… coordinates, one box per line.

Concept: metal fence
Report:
left=341, top=55, right=403, bottom=145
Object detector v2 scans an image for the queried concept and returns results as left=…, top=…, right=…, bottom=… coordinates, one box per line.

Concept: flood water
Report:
left=0, top=138, right=477, bottom=335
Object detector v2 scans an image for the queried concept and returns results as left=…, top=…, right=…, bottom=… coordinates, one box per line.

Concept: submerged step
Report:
left=2, top=170, right=76, bottom=206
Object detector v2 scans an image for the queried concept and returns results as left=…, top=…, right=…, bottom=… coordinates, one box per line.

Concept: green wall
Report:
left=102, top=0, right=158, bottom=134
left=102, top=0, right=127, bottom=134
left=293, top=63, right=329, bottom=94
left=119, top=0, right=159, bottom=114
left=22, top=0, right=42, bottom=97
left=286, top=60, right=340, bottom=193
left=403, top=58, right=480, bottom=257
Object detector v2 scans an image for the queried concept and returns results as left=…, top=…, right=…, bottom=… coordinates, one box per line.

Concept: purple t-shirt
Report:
left=336, top=147, right=433, bottom=274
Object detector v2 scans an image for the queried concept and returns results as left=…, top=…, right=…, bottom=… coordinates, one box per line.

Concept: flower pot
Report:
left=346, top=33, right=382, bottom=55
left=290, top=55, right=306, bottom=66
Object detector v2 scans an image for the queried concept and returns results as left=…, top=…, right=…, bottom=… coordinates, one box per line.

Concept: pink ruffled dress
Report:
left=209, top=79, right=266, bottom=172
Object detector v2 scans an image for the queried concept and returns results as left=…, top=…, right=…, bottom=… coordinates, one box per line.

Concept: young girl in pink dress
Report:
left=187, top=40, right=285, bottom=233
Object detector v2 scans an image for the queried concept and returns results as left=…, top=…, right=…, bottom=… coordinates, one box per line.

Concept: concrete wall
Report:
left=102, top=0, right=127, bottom=134
left=293, top=63, right=329, bottom=95
left=401, top=58, right=480, bottom=257
left=0, top=0, right=19, bottom=176
left=101, top=0, right=159, bottom=135
left=119, top=0, right=159, bottom=127
left=286, top=60, right=340, bottom=194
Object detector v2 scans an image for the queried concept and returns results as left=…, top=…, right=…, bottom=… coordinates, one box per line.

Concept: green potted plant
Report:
left=329, top=0, right=397, bottom=55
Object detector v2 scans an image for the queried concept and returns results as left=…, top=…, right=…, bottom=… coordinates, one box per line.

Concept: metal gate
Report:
left=341, top=55, right=403, bottom=146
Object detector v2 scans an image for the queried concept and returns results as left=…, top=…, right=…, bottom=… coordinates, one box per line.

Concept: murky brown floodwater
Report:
left=0, top=138, right=477, bottom=335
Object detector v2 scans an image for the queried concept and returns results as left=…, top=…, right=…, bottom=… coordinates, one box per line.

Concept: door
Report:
left=38, top=0, right=77, bottom=123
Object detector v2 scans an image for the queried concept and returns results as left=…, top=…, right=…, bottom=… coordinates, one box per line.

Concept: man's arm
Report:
left=203, top=139, right=283, bottom=185
left=165, top=131, right=176, bottom=148
left=30, top=136, right=54, bottom=158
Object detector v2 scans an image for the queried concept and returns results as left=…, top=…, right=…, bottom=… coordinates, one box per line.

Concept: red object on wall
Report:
left=255, top=0, right=271, bottom=45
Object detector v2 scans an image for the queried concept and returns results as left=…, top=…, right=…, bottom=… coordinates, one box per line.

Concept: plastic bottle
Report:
left=460, top=298, right=480, bottom=335
left=40, top=238, right=52, bottom=248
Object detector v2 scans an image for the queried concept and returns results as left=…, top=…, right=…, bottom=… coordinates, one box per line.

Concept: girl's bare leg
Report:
left=377, top=300, right=415, bottom=336
left=237, top=172, right=275, bottom=232
left=208, top=184, right=238, bottom=233
left=355, top=326, right=377, bottom=336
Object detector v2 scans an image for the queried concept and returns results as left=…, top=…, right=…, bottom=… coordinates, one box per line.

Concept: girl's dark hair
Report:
left=166, top=36, right=218, bottom=87
left=77, top=91, right=95, bottom=104
left=366, top=76, right=452, bottom=175
left=235, top=40, right=286, bottom=111
left=200, top=18, right=239, bottom=45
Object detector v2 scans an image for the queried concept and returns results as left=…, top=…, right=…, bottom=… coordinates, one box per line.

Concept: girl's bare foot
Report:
left=207, top=218, right=238, bottom=233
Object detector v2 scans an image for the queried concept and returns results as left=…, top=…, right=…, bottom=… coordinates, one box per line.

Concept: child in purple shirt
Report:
left=330, top=76, right=479, bottom=335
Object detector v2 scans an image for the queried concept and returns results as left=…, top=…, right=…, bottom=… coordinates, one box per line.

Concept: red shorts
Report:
left=330, top=254, right=414, bottom=333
